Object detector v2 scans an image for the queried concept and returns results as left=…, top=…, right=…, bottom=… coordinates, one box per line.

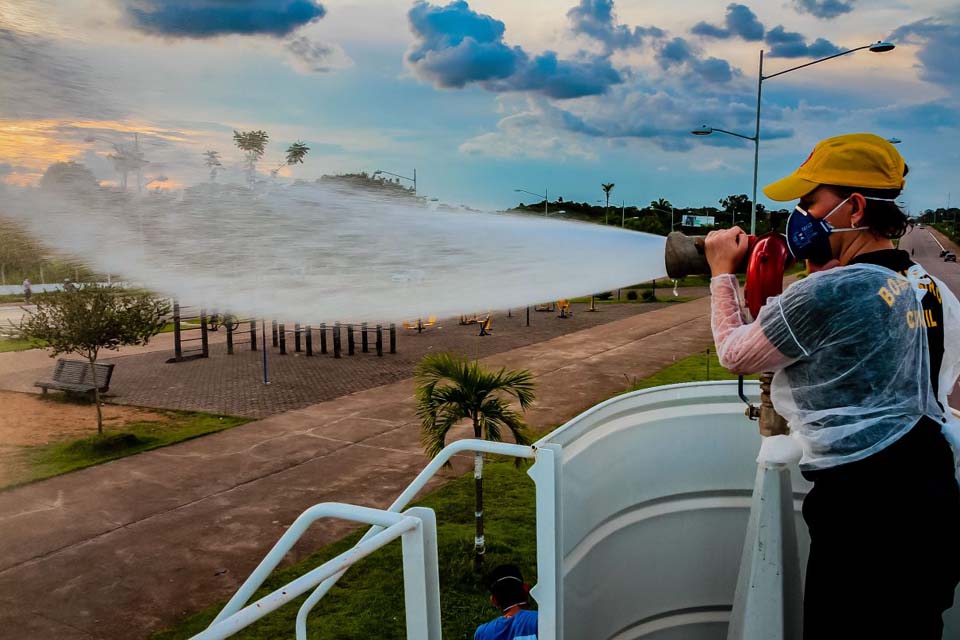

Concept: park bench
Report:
left=34, top=359, right=115, bottom=396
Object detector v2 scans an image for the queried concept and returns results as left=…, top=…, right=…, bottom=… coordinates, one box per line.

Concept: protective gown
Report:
left=710, top=263, right=960, bottom=470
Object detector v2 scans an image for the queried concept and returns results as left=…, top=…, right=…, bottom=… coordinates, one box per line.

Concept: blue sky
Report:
left=1, top=0, right=957, bottom=212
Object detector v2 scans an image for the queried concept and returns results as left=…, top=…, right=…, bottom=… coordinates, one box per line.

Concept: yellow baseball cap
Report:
left=763, top=133, right=906, bottom=202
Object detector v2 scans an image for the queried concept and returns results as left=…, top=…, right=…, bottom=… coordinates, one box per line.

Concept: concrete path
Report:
left=0, top=297, right=714, bottom=639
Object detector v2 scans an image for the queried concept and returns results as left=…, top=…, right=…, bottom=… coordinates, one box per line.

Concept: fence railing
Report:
left=196, top=439, right=561, bottom=640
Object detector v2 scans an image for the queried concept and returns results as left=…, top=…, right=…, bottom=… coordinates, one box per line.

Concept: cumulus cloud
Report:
left=655, top=37, right=736, bottom=83
left=765, top=25, right=842, bottom=58
left=890, top=15, right=960, bottom=86
left=458, top=104, right=599, bottom=160
left=793, top=0, right=855, bottom=20
left=283, top=36, right=353, bottom=74
left=121, top=0, right=326, bottom=38
left=406, top=1, right=622, bottom=99
left=691, top=4, right=764, bottom=41
left=566, top=0, right=664, bottom=52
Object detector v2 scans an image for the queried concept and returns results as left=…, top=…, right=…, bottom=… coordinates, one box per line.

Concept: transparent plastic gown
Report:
left=711, top=264, right=960, bottom=471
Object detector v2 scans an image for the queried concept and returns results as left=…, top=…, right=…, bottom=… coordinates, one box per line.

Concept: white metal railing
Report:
left=193, top=503, right=440, bottom=640
left=197, top=439, right=561, bottom=640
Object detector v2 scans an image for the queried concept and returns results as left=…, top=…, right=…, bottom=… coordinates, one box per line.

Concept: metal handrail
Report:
left=294, top=440, right=537, bottom=638
left=196, top=503, right=435, bottom=640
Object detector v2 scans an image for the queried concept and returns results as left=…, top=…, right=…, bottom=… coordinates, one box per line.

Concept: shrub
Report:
left=596, top=291, right=613, bottom=300
left=626, top=290, right=638, bottom=300
left=641, top=290, right=656, bottom=302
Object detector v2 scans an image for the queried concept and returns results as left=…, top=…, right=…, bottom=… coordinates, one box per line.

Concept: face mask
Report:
left=785, top=195, right=897, bottom=264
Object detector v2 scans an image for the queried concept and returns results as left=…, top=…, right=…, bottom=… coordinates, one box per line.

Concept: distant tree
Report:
left=233, top=130, right=269, bottom=187
left=720, top=194, right=752, bottom=227
left=19, top=285, right=169, bottom=434
left=651, top=198, right=672, bottom=210
left=602, top=182, right=615, bottom=225
left=203, top=150, right=223, bottom=182
left=416, top=353, right=534, bottom=571
left=271, top=140, right=310, bottom=178
left=40, top=162, right=99, bottom=193
left=108, top=136, right=148, bottom=193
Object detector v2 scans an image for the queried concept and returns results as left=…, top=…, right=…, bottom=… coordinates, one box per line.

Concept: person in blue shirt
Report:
left=474, top=564, right=538, bottom=640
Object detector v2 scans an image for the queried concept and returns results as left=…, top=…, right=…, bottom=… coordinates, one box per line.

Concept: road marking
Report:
left=928, top=230, right=947, bottom=253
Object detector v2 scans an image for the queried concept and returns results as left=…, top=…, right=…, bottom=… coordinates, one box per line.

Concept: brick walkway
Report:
left=0, top=295, right=707, bottom=418
left=0, top=297, right=715, bottom=640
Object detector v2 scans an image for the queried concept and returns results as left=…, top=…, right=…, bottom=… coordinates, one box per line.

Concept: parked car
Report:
left=945, top=253, right=957, bottom=263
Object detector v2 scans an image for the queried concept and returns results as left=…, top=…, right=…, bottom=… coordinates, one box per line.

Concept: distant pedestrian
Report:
left=474, top=564, right=538, bottom=640
left=22, top=278, right=31, bottom=302
left=63, top=278, right=76, bottom=292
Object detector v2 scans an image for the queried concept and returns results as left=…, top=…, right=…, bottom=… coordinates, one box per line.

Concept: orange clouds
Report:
left=0, top=118, right=207, bottom=186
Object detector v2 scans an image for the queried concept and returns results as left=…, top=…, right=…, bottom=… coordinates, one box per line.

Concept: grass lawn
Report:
left=153, top=347, right=737, bottom=640
left=630, top=347, right=756, bottom=390
left=0, top=337, right=44, bottom=352
left=6, top=411, right=251, bottom=490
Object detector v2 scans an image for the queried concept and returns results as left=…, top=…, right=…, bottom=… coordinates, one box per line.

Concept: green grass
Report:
left=153, top=343, right=745, bottom=640
left=0, top=336, right=44, bottom=352
left=152, top=461, right=538, bottom=640
left=569, top=294, right=695, bottom=304
left=629, top=347, right=756, bottom=391
left=8, top=411, right=251, bottom=490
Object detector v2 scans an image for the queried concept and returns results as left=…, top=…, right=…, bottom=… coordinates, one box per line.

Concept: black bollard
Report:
left=389, top=323, right=397, bottom=354
left=226, top=320, right=234, bottom=355
left=333, top=322, right=341, bottom=358
left=526, top=306, right=530, bottom=327
left=361, top=322, right=369, bottom=353
left=173, top=301, right=182, bottom=361
left=376, top=324, right=383, bottom=356
left=305, top=325, right=313, bottom=356
left=200, top=308, right=209, bottom=358
left=294, top=323, right=302, bottom=353
left=250, top=320, right=258, bottom=351
left=320, top=322, right=328, bottom=355
left=279, top=323, right=286, bottom=355
left=272, top=320, right=278, bottom=347
left=347, top=324, right=355, bottom=355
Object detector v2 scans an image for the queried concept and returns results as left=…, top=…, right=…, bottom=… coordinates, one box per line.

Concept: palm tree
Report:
left=271, top=141, right=310, bottom=178
left=233, top=130, right=269, bottom=187
left=415, top=353, right=535, bottom=571
left=203, top=150, right=222, bottom=182
left=651, top=198, right=672, bottom=210
left=602, top=182, right=615, bottom=225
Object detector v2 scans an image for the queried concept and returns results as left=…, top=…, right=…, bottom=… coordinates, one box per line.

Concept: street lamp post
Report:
left=514, top=188, right=549, bottom=216
left=652, top=205, right=676, bottom=231
left=373, top=169, right=417, bottom=194
left=691, top=42, right=895, bottom=236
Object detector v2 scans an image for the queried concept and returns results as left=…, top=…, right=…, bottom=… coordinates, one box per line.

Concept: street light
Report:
left=514, top=188, right=549, bottom=216
left=373, top=169, right=416, bottom=194
left=691, top=41, right=895, bottom=235
left=647, top=204, right=676, bottom=231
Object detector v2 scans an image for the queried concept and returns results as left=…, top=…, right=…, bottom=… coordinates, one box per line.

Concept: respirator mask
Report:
left=785, top=195, right=898, bottom=265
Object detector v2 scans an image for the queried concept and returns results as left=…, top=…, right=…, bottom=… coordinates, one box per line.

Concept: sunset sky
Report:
left=1, top=0, right=957, bottom=211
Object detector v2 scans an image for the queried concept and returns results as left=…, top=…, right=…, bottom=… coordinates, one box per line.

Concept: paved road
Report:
left=899, top=226, right=960, bottom=406
left=0, top=298, right=716, bottom=639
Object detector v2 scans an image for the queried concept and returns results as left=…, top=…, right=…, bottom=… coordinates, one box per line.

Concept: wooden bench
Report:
left=34, top=359, right=115, bottom=396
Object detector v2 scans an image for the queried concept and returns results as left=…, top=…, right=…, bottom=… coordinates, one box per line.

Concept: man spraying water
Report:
left=705, top=133, right=960, bottom=639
